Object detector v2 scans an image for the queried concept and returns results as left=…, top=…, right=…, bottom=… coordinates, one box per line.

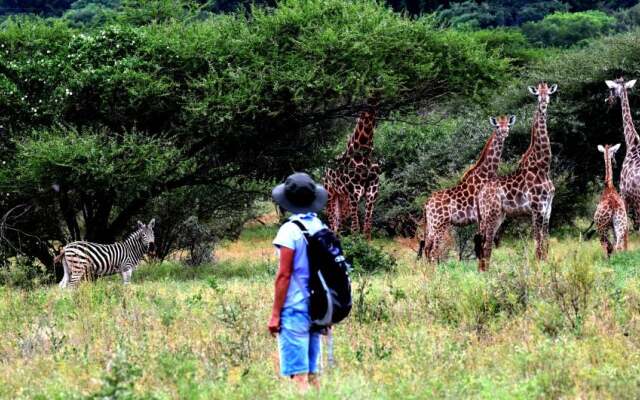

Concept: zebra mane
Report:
left=124, top=228, right=144, bottom=243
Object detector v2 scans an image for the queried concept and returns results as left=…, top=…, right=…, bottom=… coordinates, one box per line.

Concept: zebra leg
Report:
left=59, top=257, right=70, bottom=288
left=69, top=260, right=89, bottom=288
left=121, top=268, right=133, bottom=285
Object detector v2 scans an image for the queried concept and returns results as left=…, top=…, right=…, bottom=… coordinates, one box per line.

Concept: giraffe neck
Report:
left=603, top=148, right=613, bottom=189
left=620, top=89, right=638, bottom=152
left=343, top=110, right=376, bottom=160
left=461, top=131, right=505, bottom=182
left=521, top=102, right=551, bottom=173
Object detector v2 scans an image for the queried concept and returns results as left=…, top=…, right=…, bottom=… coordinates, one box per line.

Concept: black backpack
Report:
left=289, top=219, right=352, bottom=328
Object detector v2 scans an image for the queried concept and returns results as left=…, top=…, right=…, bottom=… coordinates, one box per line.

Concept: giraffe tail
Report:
left=417, top=207, right=433, bottom=260
left=474, top=233, right=484, bottom=260
left=582, top=220, right=596, bottom=240
left=417, top=239, right=425, bottom=259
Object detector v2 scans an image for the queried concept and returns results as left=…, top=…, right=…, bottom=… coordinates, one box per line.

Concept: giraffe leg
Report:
left=628, top=197, right=640, bottom=232
left=422, top=236, right=435, bottom=262
left=349, top=189, right=364, bottom=234
left=532, top=212, right=547, bottom=261
left=613, top=209, right=629, bottom=252
left=599, top=230, right=613, bottom=257
left=363, top=174, right=380, bottom=240
left=326, top=193, right=337, bottom=232
left=476, top=186, right=502, bottom=272
left=332, top=195, right=342, bottom=233
left=479, top=216, right=503, bottom=272
left=541, top=194, right=554, bottom=260
left=429, top=225, right=450, bottom=263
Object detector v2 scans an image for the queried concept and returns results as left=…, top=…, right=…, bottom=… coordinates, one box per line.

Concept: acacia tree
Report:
left=0, top=0, right=511, bottom=274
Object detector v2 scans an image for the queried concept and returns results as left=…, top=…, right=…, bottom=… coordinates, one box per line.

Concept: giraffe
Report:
left=605, top=78, right=640, bottom=230
left=324, top=102, right=380, bottom=239
left=593, top=143, right=628, bottom=257
left=418, top=115, right=516, bottom=263
left=475, top=82, right=557, bottom=271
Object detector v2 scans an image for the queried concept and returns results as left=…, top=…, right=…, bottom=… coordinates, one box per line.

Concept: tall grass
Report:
left=2, top=229, right=640, bottom=398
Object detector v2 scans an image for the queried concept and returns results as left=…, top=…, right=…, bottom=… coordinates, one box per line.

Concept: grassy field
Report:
left=2, top=224, right=640, bottom=399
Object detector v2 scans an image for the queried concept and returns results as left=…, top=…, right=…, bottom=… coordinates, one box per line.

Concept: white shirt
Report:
left=272, top=212, right=326, bottom=311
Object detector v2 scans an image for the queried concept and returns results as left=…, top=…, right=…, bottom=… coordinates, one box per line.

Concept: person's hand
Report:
left=268, top=314, right=280, bottom=337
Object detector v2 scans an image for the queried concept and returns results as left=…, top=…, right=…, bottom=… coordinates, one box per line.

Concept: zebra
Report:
left=56, top=219, right=156, bottom=288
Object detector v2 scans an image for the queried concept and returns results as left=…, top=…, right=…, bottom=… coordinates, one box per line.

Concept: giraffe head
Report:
left=489, top=115, right=516, bottom=139
left=605, top=77, right=636, bottom=102
left=597, top=143, right=621, bottom=163
left=528, top=82, right=557, bottom=113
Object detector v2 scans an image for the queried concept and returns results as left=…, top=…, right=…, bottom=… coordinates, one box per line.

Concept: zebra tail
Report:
left=53, top=249, right=64, bottom=265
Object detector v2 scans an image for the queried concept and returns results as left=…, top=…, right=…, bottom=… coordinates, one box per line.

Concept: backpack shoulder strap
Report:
left=286, top=218, right=310, bottom=297
left=289, top=219, right=310, bottom=240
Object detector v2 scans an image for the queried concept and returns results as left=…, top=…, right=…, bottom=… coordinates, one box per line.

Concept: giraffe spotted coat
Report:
left=606, top=78, right=640, bottom=230
left=476, top=82, right=557, bottom=271
left=419, top=115, right=515, bottom=263
left=324, top=104, right=380, bottom=238
left=594, top=143, right=628, bottom=256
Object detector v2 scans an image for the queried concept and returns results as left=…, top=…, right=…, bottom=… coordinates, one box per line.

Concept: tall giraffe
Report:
left=324, top=102, right=380, bottom=238
left=476, top=82, right=557, bottom=271
left=418, top=115, right=516, bottom=263
left=605, top=78, right=640, bottom=229
left=593, top=143, right=628, bottom=257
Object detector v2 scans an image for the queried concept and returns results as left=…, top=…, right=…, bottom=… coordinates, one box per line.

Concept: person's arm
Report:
left=268, top=246, right=295, bottom=337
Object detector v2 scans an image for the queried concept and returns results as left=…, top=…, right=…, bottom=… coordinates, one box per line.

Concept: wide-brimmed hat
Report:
left=272, top=172, right=328, bottom=214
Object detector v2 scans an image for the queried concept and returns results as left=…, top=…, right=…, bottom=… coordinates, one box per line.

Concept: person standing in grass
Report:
left=269, top=172, right=328, bottom=391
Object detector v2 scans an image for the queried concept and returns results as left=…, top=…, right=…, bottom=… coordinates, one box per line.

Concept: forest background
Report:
left=2, top=0, right=640, bottom=280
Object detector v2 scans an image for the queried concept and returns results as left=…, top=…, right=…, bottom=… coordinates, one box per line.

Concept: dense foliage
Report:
left=522, top=10, right=617, bottom=47
left=2, top=0, right=640, bottom=273
left=3, top=0, right=639, bottom=24
left=0, top=0, right=511, bottom=274
left=372, top=28, right=640, bottom=237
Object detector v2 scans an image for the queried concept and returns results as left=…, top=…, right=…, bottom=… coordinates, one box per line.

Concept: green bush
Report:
left=341, top=235, right=396, bottom=275
left=0, top=257, right=51, bottom=290
left=89, top=348, right=142, bottom=400
left=522, top=10, right=617, bottom=47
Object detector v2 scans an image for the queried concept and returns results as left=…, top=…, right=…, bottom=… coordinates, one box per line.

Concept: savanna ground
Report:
left=2, top=221, right=640, bottom=399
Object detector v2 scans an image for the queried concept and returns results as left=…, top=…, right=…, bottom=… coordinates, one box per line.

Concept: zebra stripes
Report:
left=58, top=219, right=156, bottom=288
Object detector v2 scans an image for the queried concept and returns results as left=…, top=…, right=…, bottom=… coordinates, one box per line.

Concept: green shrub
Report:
left=89, top=348, right=142, bottom=400
left=543, top=254, right=599, bottom=332
left=0, top=257, right=51, bottom=290
left=533, top=300, right=566, bottom=337
left=341, top=235, right=396, bottom=275
left=522, top=11, right=617, bottom=47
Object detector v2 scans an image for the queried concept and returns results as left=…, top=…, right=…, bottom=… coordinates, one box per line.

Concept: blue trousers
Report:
left=278, top=307, right=322, bottom=377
